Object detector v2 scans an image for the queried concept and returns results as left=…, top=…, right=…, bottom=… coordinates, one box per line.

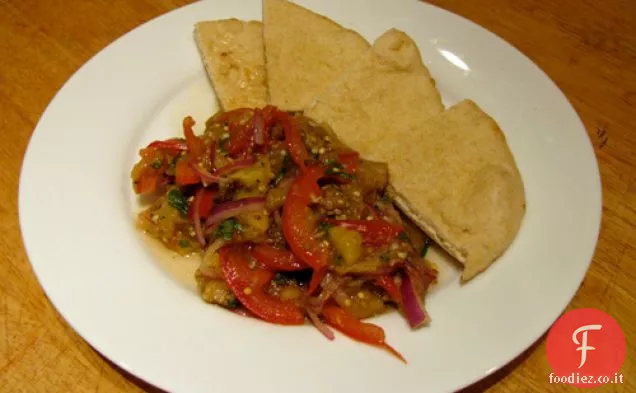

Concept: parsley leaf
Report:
left=167, top=189, right=189, bottom=217
left=398, top=232, right=411, bottom=243
left=214, top=218, right=241, bottom=240
left=420, top=238, right=433, bottom=258
left=151, top=159, right=163, bottom=169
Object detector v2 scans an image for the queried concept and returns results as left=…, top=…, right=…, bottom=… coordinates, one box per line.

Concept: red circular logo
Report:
left=546, top=308, right=626, bottom=387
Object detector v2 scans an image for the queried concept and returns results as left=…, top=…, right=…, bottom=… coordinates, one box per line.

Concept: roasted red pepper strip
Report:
left=324, top=219, right=404, bottom=245
left=322, top=305, right=406, bottom=363
left=220, top=245, right=305, bottom=325
left=175, top=156, right=200, bottom=186
left=275, top=111, right=308, bottom=171
left=283, top=166, right=329, bottom=269
left=375, top=275, right=402, bottom=306
left=147, top=139, right=188, bottom=151
left=251, top=244, right=307, bottom=271
left=215, top=108, right=256, bottom=157
left=308, top=267, right=327, bottom=294
left=226, top=122, right=254, bottom=157
left=182, top=116, right=206, bottom=157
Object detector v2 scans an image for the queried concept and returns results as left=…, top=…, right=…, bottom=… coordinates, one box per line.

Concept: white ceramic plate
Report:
left=19, top=0, right=602, bottom=392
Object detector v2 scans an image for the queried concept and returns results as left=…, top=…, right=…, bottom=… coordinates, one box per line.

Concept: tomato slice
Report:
left=251, top=245, right=307, bottom=271
left=283, top=166, right=329, bottom=270
left=324, top=219, right=404, bottom=245
left=182, top=116, right=205, bottom=157
left=220, top=245, right=305, bottom=325
left=175, top=156, right=200, bottom=186
left=374, top=275, right=402, bottom=306
left=322, top=305, right=405, bottom=363
left=275, top=111, right=308, bottom=171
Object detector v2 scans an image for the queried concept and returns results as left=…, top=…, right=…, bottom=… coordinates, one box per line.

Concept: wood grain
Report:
left=0, top=0, right=634, bottom=391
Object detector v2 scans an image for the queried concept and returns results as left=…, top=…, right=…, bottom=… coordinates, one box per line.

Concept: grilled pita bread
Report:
left=263, top=0, right=370, bottom=111
left=387, top=100, right=525, bottom=281
left=305, top=31, right=524, bottom=281
left=194, top=20, right=268, bottom=110
left=304, top=28, right=445, bottom=153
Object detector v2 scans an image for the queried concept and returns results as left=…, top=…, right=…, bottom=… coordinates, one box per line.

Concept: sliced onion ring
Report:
left=400, top=271, right=431, bottom=328
left=191, top=163, right=223, bottom=184
left=306, top=309, right=335, bottom=340
left=205, top=197, right=266, bottom=227
left=192, top=189, right=207, bottom=246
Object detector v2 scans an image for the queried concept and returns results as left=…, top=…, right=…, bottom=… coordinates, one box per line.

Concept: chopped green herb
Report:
left=214, top=218, right=241, bottom=240
left=324, top=162, right=354, bottom=180
left=337, top=172, right=355, bottom=181
left=273, top=273, right=287, bottom=285
left=380, top=193, right=392, bottom=203
left=151, top=159, right=163, bottom=169
left=322, top=158, right=336, bottom=166
left=317, top=221, right=332, bottom=233
left=167, top=189, right=189, bottom=216
left=379, top=253, right=390, bottom=262
left=179, top=239, right=191, bottom=248
left=420, top=238, right=433, bottom=258
left=398, top=232, right=411, bottom=243
left=273, top=154, right=291, bottom=185
left=334, top=255, right=344, bottom=266
left=226, top=297, right=240, bottom=309
left=218, top=138, right=229, bottom=156
left=323, top=167, right=339, bottom=176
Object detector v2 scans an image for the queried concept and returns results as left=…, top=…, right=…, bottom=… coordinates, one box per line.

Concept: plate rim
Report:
left=18, top=1, right=603, bottom=392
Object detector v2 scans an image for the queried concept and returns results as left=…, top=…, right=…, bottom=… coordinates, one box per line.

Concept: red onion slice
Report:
left=309, top=273, right=343, bottom=310
left=205, top=197, right=266, bottom=227
left=400, top=271, right=431, bottom=328
left=192, top=189, right=206, bottom=246
left=307, top=309, right=335, bottom=340
left=191, top=164, right=223, bottom=184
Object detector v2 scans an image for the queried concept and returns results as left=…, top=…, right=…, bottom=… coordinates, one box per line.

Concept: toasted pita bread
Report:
left=194, top=20, right=268, bottom=110
left=304, top=28, right=445, bottom=152
left=263, top=0, right=370, bottom=110
left=305, top=29, right=524, bottom=281
left=325, top=99, right=525, bottom=281
left=387, top=100, right=525, bottom=281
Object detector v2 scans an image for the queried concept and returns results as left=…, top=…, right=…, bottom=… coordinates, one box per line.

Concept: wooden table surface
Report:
left=1, top=0, right=634, bottom=391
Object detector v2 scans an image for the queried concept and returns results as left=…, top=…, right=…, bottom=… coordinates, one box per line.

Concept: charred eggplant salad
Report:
left=130, top=0, right=526, bottom=362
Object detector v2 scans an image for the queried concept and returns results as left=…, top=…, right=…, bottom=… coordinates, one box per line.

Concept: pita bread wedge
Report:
left=304, top=28, right=445, bottom=152
left=263, top=0, right=370, bottom=110
left=305, top=29, right=524, bottom=281
left=194, top=19, right=268, bottom=110
left=387, top=101, right=525, bottom=281
left=321, top=99, right=526, bottom=281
